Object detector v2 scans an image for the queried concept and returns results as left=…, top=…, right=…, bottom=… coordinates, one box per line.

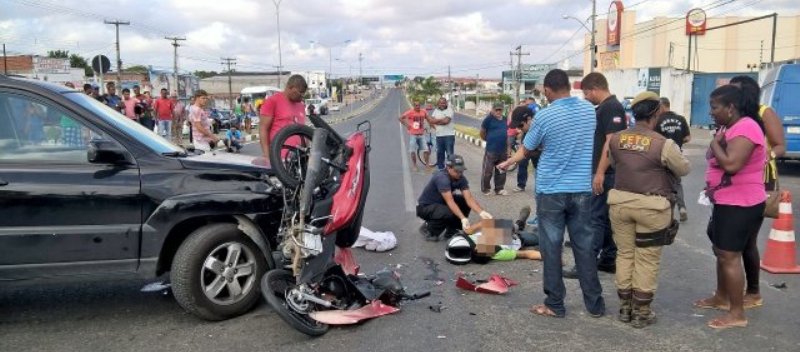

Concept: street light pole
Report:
left=273, top=0, right=283, bottom=88
left=312, top=39, right=351, bottom=98
left=563, top=0, right=596, bottom=73
left=590, top=0, right=596, bottom=72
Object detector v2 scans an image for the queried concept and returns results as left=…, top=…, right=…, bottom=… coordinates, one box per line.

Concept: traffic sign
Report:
left=91, top=55, right=111, bottom=74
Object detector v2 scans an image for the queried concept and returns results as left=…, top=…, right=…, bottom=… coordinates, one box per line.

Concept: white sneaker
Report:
left=496, top=190, right=509, bottom=196
left=512, top=186, right=525, bottom=192
left=482, top=191, right=492, bottom=196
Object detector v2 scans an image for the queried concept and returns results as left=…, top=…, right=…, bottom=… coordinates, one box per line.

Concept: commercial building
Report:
left=0, top=55, right=85, bottom=86
left=585, top=8, right=800, bottom=73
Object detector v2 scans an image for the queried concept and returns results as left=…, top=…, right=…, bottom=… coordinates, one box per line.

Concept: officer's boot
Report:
left=618, top=289, right=633, bottom=323
left=631, top=290, right=657, bottom=329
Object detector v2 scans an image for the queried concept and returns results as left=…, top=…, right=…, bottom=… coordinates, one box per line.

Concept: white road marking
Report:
left=398, top=103, right=415, bottom=213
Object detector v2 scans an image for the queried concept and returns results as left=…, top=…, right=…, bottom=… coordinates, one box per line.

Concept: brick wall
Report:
left=0, top=55, right=34, bottom=74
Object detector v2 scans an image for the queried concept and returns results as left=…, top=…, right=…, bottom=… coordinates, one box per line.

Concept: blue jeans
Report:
left=435, top=135, right=455, bottom=170
left=157, top=120, right=172, bottom=140
left=593, top=172, right=616, bottom=266
left=536, top=192, right=605, bottom=316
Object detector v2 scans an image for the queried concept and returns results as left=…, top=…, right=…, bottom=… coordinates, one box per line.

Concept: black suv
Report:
left=0, top=76, right=283, bottom=320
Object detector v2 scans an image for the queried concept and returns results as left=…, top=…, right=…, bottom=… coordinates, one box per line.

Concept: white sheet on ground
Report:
left=353, top=227, right=397, bottom=252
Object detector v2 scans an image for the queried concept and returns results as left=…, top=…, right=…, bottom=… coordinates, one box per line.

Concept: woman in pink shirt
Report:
left=259, top=75, right=308, bottom=162
left=188, top=90, right=219, bottom=151
left=694, top=85, right=766, bottom=330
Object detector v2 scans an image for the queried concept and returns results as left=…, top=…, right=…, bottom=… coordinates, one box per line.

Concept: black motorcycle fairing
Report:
left=298, top=234, right=337, bottom=285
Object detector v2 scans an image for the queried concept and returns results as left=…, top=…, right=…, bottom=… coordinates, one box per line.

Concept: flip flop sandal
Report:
left=743, top=298, right=764, bottom=309
left=693, top=298, right=729, bottom=310
left=530, top=304, right=563, bottom=318
left=707, top=318, right=748, bottom=330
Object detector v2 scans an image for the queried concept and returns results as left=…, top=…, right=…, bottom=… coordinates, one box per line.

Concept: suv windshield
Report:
left=66, top=92, right=185, bottom=155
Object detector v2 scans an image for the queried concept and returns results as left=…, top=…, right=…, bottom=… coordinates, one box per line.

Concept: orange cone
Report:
left=761, top=191, right=800, bottom=274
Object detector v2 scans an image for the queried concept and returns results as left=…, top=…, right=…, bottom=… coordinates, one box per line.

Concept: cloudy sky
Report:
left=1, top=0, right=797, bottom=78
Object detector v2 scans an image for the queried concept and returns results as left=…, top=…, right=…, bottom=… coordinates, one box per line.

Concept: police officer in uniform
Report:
left=594, top=91, right=690, bottom=328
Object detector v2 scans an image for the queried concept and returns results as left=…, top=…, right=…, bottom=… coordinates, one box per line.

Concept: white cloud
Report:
left=0, top=0, right=797, bottom=78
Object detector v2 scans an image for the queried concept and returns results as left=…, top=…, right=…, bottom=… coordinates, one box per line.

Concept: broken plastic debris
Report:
left=428, top=303, right=447, bottom=313
left=309, top=301, right=400, bottom=325
left=334, top=247, right=360, bottom=276
left=437, top=335, right=447, bottom=339
left=691, top=313, right=704, bottom=318
left=141, top=281, right=171, bottom=292
left=456, top=274, right=518, bottom=294
left=771, top=282, right=788, bottom=289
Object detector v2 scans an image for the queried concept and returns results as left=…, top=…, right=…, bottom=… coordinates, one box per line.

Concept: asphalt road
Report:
left=2, top=89, right=800, bottom=352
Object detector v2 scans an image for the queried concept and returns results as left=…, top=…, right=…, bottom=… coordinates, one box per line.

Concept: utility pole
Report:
left=222, top=57, right=237, bottom=110
left=165, top=36, right=186, bottom=97
left=273, top=0, right=283, bottom=88
left=358, top=52, right=363, bottom=88
left=447, top=65, right=452, bottom=102
left=509, top=52, right=515, bottom=104
left=510, top=46, right=529, bottom=106
left=104, top=19, right=130, bottom=87
left=590, top=0, right=597, bottom=72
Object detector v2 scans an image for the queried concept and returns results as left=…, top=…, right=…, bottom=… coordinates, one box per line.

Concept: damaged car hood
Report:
left=180, top=151, right=272, bottom=174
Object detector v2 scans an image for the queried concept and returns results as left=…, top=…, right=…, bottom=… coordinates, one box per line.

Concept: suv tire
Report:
left=171, top=223, right=267, bottom=321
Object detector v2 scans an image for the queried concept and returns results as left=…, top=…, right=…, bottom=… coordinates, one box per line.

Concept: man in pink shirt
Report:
left=153, top=88, right=176, bottom=140
left=121, top=88, right=139, bottom=120
left=259, top=74, right=308, bottom=161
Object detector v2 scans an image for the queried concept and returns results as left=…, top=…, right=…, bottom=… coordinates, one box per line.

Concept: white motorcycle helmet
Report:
left=445, top=235, right=472, bottom=265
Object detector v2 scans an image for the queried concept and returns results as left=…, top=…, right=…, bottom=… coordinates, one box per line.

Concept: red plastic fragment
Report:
left=455, top=273, right=516, bottom=295
left=309, top=300, right=400, bottom=325
left=334, top=247, right=360, bottom=275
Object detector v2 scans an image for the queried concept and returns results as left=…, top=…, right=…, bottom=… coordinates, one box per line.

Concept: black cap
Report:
left=446, top=155, right=467, bottom=172
left=510, top=106, right=534, bottom=129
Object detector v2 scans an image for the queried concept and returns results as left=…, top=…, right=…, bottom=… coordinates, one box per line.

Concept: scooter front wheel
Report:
left=261, top=269, right=330, bottom=336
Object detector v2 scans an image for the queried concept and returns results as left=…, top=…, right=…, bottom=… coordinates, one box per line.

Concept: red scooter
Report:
left=261, top=114, right=375, bottom=336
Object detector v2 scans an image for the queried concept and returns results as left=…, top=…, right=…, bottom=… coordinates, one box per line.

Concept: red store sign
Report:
left=686, top=8, right=707, bottom=35
left=607, top=1, right=624, bottom=46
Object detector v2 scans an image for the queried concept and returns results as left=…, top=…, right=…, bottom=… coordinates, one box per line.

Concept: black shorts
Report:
left=707, top=203, right=765, bottom=252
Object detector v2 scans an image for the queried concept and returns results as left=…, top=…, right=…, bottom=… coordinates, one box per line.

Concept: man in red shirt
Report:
left=399, top=101, right=430, bottom=172
left=259, top=74, right=308, bottom=162
left=153, top=88, right=176, bottom=140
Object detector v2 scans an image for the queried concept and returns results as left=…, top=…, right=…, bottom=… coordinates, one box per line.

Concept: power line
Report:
left=221, top=57, right=236, bottom=108
left=104, top=19, right=130, bottom=86
left=165, top=36, right=186, bottom=97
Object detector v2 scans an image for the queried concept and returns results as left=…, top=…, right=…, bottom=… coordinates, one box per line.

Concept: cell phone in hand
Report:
left=496, top=165, right=507, bottom=174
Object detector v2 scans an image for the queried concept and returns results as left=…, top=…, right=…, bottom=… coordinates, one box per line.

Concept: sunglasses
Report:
left=494, top=109, right=503, bottom=112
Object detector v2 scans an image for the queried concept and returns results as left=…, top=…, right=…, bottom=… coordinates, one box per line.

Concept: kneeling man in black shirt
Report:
left=417, top=155, right=492, bottom=241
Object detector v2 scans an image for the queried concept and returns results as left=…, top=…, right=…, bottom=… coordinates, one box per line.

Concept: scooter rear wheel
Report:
left=261, top=269, right=330, bottom=336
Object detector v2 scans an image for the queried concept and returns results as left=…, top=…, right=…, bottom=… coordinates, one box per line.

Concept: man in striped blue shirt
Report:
left=500, top=69, right=605, bottom=318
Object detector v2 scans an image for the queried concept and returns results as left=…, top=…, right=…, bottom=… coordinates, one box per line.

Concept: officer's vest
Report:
left=609, top=126, right=672, bottom=197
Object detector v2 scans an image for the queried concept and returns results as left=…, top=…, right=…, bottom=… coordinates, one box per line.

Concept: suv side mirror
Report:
left=88, top=139, right=133, bottom=165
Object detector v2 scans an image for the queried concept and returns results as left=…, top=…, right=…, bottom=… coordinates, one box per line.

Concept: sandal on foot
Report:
left=707, top=317, right=748, bottom=330
left=743, top=297, right=763, bottom=309
left=693, top=297, right=729, bottom=310
left=530, top=304, right=563, bottom=318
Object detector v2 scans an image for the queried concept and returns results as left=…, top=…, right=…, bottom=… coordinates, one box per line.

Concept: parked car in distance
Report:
left=212, top=109, right=238, bottom=131
left=305, top=98, right=329, bottom=116
left=0, top=75, right=285, bottom=321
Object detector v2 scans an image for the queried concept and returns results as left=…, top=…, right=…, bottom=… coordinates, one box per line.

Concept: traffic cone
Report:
left=761, top=191, right=800, bottom=274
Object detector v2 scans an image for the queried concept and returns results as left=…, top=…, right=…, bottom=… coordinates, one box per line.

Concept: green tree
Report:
left=47, top=50, right=70, bottom=59
left=124, top=65, right=149, bottom=74
left=193, top=70, right=218, bottom=79
left=68, top=54, right=92, bottom=76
